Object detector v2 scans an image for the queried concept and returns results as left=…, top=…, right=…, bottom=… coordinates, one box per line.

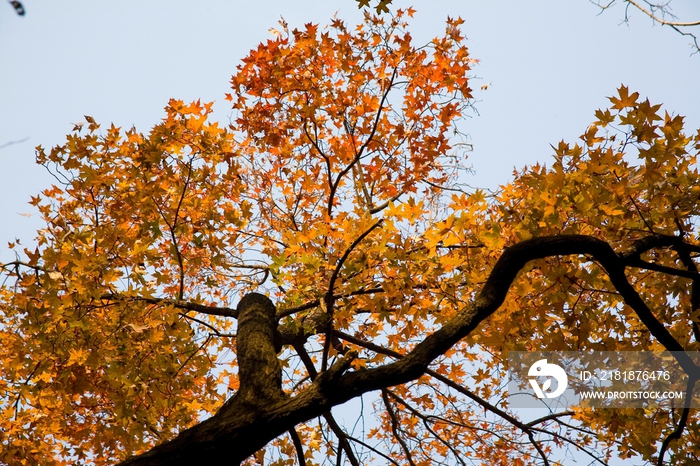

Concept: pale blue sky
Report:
left=1, top=1, right=699, bottom=463
left=1, top=1, right=699, bottom=258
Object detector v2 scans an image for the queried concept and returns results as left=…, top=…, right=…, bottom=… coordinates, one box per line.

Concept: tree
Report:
left=1, top=9, right=699, bottom=466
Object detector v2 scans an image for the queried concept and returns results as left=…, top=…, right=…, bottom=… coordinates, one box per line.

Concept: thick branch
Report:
left=335, top=329, right=560, bottom=464
left=118, top=235, right=699, bottom=465
left=334, top=235, right=698, bottom=402
left=658, top=368, right=698, bottom=465
left=222, top=293, right=283, bottom=407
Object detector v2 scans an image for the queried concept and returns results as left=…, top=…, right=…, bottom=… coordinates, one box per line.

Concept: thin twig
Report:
left=0, top=136, right=29, bottom=150
left=322, top=218, right=384, bottom=371
left=381, top=389, right=417, bottom=466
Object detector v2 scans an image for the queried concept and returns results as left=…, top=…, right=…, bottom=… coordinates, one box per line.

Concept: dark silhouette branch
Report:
left=323, top=411, right=360, bottom=466
left=117, top=234, right=700, bottom=465
left=675, top=242, right=700, bottom=342
left=384, top=389, right=469, bottom=466
left=322, top=218, right=384, bottom=370
left=327, top=67, right=397, bottom=217
left=289, top=427, right=307, bottom=466
left=293, top=342, right=360, bottom=466
left=381, top=389, right=417, bottom=466
left=657, top=376, right=697, bottom=466
left=101, top=293, right=238, bottom=318
left=335, top=329, right=560, bottom=465
left=277, top=287, right=386, bottom=318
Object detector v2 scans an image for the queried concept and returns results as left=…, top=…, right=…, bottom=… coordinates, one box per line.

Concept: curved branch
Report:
left=528, top=425, right=609, bottom=466
left=327, top=219, right=384, bottom=299
left=293, top=343, right=360, bottom=466
left=118, top=234, right=700, bottom=465
left=625, top=257, right=700, bottom=279
left=335, top=235, right=698, bottom=401
left=346, top=435, right=400, bottom=466
left=322, top=218, right=384, bottom=370
left=0, top=260, right=48, bottom=273
left=178, top=312, right=234, bottom=337
left=619, top=233, right=700, bottom=259
left=675, top=242, right=700, bottom=342
left=591, top=0, right=700, bottom=53
left=381, top=389, right=417, bottom=466
left=369, top=192, right=403, bottom=215
left=335, top=330, right=558, bottom=464
left=327, top=67, right=397, bottom=217
left=657, top=376, right=696, bottom=466
left=324, top=411, right=360, bottom=466
left=625, top=0, right=700, bottom=27
left=384, top=389, right=469, bottom=466
left=277, top=287, right=384, bottom=318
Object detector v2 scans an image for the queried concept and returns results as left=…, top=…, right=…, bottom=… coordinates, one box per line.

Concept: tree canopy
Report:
left=1, top=9, right=700, bottom=466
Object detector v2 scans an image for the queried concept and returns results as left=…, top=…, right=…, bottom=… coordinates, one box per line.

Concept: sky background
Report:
left=1, top=1, right=699, bottom=463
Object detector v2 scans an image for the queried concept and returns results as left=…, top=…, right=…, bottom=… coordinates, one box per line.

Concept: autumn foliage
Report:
left=1, top=9, right=700, bottom=466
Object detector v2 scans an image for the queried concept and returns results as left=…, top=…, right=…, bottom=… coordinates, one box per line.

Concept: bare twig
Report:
left=0, top=136, right=29, bottom=149
left=591, top=0, right=700, bottom=53
left=626, top=0, right=700, bottom=27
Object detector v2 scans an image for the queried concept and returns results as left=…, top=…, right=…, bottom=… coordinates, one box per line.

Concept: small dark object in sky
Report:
left=9, top=0, right=25, bottom=16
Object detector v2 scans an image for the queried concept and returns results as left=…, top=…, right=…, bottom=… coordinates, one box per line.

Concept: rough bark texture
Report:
left=117, top=235, right=700, bottom=466
left=224, top=292, right=283, bottom=408
left=118, top=293, right=288, bottom=465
